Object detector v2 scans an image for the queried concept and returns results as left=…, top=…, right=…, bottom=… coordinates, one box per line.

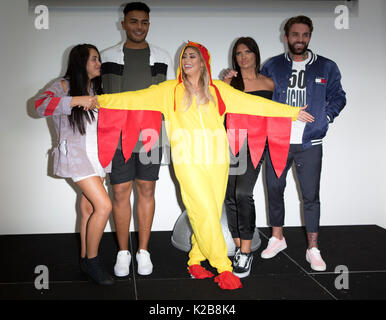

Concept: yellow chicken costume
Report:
left=97, top=42, right=299, bottom=290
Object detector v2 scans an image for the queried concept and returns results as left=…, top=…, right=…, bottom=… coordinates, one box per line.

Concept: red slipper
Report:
left=188, top=264, right=214, bottom=279
left=214, top=271, right=242, bottom=290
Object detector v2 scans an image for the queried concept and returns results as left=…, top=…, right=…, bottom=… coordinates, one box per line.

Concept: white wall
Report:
left=0, top=0, right=385, bottom=234
left=379, top=0, right=386, bottom=229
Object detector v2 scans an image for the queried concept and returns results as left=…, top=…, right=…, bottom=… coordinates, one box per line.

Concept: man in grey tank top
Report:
left=100, top=2, right=174, bottom=277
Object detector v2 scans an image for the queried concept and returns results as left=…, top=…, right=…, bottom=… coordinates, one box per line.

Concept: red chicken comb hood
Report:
left=174, top=41, right=226, bottom=116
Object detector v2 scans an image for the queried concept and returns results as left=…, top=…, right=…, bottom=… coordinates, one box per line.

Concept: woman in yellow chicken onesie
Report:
left=95, top=42, right=313, bottom=290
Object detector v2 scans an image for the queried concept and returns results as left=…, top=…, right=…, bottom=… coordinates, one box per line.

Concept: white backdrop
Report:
left=0, top=0, right=385, bottom=234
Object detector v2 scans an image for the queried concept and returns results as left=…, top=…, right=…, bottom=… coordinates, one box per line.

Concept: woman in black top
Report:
left=223, top=37, right=274, bottom=278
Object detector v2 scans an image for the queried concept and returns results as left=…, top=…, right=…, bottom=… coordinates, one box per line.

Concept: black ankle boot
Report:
left=84, top=256, right=114, bottom=285
left=80, top=257, right=87, bottom=274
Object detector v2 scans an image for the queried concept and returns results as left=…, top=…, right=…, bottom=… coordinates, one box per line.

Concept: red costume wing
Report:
left=266, top=117, right=292, bottom=178
left=246, top=115, right=268, bottom=168
left=98, top=109, right=162, bottom=168
left=138, top=111, right=162, bottom=153
left=226, top=114, right=291, bottom=178
left=97, top=108, right=128, bottom=168
left=226, top=113, right=248, bottom=156
left=121, top=110, right=140, bottom=162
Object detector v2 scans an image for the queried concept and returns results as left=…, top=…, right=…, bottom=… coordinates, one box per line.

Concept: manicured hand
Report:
left=297, top=105, right=315, bottom=122
left=222, top=68, right=238, bottom=83
left=71, top=96, right=98, bottom=111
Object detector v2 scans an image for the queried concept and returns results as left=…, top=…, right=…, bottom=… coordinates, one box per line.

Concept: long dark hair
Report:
left=230, top=37, right=261, bottom=91
left=64, top=44, right=103, bottom=135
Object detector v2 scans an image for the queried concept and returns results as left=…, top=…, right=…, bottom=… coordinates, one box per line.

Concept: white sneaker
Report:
left=136, top=249, right=153, bottom=275
left=306, top=247, right=327, bottom=271
left=260, top=236, right=287, bottom=259
left=114, top=250, right=131, bottom=277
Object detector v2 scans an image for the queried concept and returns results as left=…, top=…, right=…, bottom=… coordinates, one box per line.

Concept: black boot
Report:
left=83, top=256, right=114, bottom=285
left=80, top=257, right=87, bottom=274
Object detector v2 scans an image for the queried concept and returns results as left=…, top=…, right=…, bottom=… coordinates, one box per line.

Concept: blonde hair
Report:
left=181, top=46, right=215, bottom=110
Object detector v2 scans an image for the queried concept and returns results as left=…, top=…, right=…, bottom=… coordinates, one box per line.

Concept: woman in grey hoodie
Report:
left=35, top=44, right=113, bottom=285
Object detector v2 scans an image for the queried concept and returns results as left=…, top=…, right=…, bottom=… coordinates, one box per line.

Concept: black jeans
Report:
left=265, top=144, right=323, bottom=233
left=225, top=146, right=264, bottom=240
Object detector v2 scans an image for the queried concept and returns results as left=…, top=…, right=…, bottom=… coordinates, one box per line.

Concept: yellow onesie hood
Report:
left=174, top=41, right=226, bottom=116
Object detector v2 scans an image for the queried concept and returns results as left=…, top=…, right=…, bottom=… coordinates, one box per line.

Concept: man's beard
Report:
left=288, top=42, right=308, bottom=55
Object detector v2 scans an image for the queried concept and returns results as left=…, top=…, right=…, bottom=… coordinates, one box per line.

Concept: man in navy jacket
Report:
left=260, top=15, right=346, bottom=271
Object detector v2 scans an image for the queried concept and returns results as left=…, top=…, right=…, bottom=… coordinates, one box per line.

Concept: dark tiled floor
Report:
left=0, top=225, right=385, bottom=301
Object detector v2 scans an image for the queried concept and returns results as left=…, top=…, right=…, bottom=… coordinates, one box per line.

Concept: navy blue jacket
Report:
left=261, top=50, right=346, bottom=149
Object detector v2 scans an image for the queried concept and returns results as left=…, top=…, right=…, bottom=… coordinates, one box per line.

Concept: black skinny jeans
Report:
left=225, top=145, right=264, bottom=240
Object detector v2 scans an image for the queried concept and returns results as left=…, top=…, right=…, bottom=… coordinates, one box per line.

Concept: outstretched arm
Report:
left=35, top=79, right=97, bottom=117
left=96, top=81, right=172, bottom=114
left=95, top=80, right=174, bottom=169
left=215, top=80, right=313, bottom=122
